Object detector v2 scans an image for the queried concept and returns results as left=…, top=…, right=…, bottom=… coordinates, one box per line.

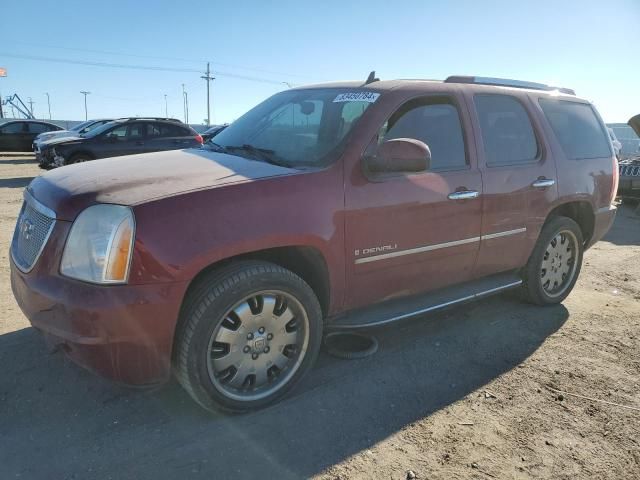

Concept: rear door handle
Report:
left=532, top=178, right=555, bottom=188
left=448, top=190, right=479, bottom=200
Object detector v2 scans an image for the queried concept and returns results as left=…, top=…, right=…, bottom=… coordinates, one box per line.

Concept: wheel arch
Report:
left=544, top=201, right=595, bottom=246
left=180, top=244, right=331, bottom=316
left=171, top=245, right=331, bottom=361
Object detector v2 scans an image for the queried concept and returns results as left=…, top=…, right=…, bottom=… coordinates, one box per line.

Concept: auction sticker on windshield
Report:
left=333, top=92, right=380, bottom=103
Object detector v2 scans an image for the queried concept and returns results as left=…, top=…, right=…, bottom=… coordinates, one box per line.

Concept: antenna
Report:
left=364, top=71, right=379, bottom=85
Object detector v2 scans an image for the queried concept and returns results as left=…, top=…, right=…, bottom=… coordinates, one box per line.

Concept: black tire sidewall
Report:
left=179, top=263, right=323, bottom=412
left=524, top=216, right=584, bottom=305
left=69, top=154, right=91, bottom=165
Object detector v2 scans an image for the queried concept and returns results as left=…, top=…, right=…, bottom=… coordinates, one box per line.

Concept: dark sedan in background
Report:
left=37, top=117, right=204, bottom=168
left=201, top=124, right=228, bottom=143
left=0, top=120, right=63, bottom=151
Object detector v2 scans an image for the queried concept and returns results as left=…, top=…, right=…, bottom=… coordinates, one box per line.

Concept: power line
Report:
left=5, top=42, right=318, bottom=80
left=0, top=52, right=297, bottom=86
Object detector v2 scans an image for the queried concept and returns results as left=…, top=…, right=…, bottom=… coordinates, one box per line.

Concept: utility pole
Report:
left=201, top=62, right=215, bottom=126
left=164, top=94, right=168, bottom=118
left=184, top=91, right=189, bottom=124
left=0, top=92, right=3, bottom=119
left=45, top=93, right=52, bottom=119
left=27, top=97, right=35, bottom=118
left=80, top=91, right=90, bottom=120
left=181, top=84, right=186, bottom=123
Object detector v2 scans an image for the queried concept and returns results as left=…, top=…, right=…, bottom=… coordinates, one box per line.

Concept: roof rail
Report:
left=117, top=117, right=183, bottom=123
left=444, top=76, right=575, bottom=95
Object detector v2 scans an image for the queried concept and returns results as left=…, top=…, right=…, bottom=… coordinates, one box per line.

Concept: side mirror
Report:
left=367, top=138, right=431, bottom=174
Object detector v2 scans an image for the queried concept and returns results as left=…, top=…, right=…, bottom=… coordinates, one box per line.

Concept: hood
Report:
left=39, top=134, right=84, bottom=147
left=629, top=114, right=640, bottom=137
left=36, top=130, right=71, bottom=141
left=27, top=148, right=298, bottom=221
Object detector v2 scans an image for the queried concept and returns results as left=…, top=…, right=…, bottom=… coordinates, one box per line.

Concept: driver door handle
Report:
left=532, top=178, right=555, bottom=188
left=448, top=190, right=479, bottom=200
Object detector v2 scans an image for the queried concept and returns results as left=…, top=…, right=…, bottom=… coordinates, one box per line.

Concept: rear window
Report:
left=539, top=99, right=611, bottom=159
left=474, top=94, right=538, bottom=166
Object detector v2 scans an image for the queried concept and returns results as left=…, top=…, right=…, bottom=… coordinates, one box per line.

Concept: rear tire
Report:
left=521, top=216, right=583, bottom=305
left=174, top=261, right=323, bottom=413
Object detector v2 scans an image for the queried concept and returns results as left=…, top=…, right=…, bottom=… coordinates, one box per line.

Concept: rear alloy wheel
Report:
left=175, top=261, right=322, bottom=412
left=522, top=216, right=584, bottom=305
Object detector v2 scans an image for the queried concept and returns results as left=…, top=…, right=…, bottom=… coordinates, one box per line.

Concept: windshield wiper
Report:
left=224, top=144, right=289, bottom=167
left=205, top=141, right=227, bottom=152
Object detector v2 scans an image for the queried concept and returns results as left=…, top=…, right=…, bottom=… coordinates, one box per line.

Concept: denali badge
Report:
left=355, top=244, right=398, bottom=257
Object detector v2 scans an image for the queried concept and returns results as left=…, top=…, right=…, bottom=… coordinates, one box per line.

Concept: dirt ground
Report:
left=0, top=155, right=638, bottom=480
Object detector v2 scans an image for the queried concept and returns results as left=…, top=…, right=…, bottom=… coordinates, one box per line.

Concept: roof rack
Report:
left=444, top=76, right=575, bottom=95
left=115, top=117, right=183, bottom=123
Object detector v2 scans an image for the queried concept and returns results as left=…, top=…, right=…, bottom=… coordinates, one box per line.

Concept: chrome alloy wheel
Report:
left=540, top=230, right=579, bottom=298
left=206, top=291, right=310, bottom=401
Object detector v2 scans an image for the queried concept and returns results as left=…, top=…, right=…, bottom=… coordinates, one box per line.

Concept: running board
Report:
left=327, top=272, right=522, bottom=330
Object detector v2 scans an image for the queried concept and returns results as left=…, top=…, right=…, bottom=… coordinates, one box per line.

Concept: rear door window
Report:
left=28, top=123, right=53, bottom=134
left=539, top=99, right=611, bottom=159
left=379, top=97, right=467, bottom=171
left=474, top=94, right=538, bottom=166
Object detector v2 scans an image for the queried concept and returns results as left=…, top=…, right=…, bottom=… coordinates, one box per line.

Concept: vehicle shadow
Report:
left=0, top=177, right=35, bottom=188
left=602, top=203, right=640, bottom=246
left=0, top=158, right=36, bottom=165
left=0, top=295, right=567, bottom=479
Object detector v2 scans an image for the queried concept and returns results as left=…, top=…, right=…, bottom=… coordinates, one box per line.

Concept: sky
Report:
left=0, top=0, right=638, bottom=124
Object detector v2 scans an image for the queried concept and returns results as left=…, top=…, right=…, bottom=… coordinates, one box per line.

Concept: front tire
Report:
left=68, top=153, right=92, bottom=165
left=521, top=216, right=584, bottom=305
left=174, top=261, right=323, bottom=413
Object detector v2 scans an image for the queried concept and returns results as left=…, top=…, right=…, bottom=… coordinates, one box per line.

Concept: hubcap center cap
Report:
left=248, top=331, right=269, bottom=354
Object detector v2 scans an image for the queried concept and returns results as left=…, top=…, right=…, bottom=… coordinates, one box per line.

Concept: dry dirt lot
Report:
left=0, top=155, right=639, bottom=480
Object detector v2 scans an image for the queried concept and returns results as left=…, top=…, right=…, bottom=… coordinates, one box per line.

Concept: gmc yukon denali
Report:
left=10, top=75, right=618, bottom=412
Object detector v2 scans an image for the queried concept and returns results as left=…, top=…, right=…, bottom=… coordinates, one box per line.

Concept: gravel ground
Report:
left=0, top=156, right=639, bottom=480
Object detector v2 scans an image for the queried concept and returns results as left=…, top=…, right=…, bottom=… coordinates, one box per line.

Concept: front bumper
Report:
left=587, top=205, right=617, bottom=249
left=10, top=253, right=188, bottom=385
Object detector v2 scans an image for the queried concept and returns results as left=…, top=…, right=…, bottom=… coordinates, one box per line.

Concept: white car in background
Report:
left=607, top=127, right=622, bottom=159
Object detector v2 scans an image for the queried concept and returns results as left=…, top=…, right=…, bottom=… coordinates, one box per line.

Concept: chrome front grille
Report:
left=620, top=164, right=640, bottom=177
left=11, top=192, right=56, bottom=272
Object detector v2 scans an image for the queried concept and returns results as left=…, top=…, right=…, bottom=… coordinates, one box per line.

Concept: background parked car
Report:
left=617, top=114, right=640, bottom=202
left=608, top=127, right=622, bottom=159
left=0, top=120, right=63, bottom=151
left=201, top=124, right=229, bottom=143
left=33, top=119, right=113, bottom=152
left=37, top=117, right=204, bottom=168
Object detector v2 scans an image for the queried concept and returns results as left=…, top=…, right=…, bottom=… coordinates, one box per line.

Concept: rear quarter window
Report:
left=539, top=99, right=611, bottom=159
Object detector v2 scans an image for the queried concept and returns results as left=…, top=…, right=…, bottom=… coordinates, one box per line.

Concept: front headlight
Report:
left=61, top=204, right=135, bottom=284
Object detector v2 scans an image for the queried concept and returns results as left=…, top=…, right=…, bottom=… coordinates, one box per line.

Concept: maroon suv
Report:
left=10, top=75, right=618, bottom=412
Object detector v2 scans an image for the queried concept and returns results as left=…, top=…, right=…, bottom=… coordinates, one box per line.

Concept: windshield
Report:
left=208, top=88, right=377, bottom=167
left=81, top=120, right=121, bottom=138
left=70, top=120, right=94, bottom=132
